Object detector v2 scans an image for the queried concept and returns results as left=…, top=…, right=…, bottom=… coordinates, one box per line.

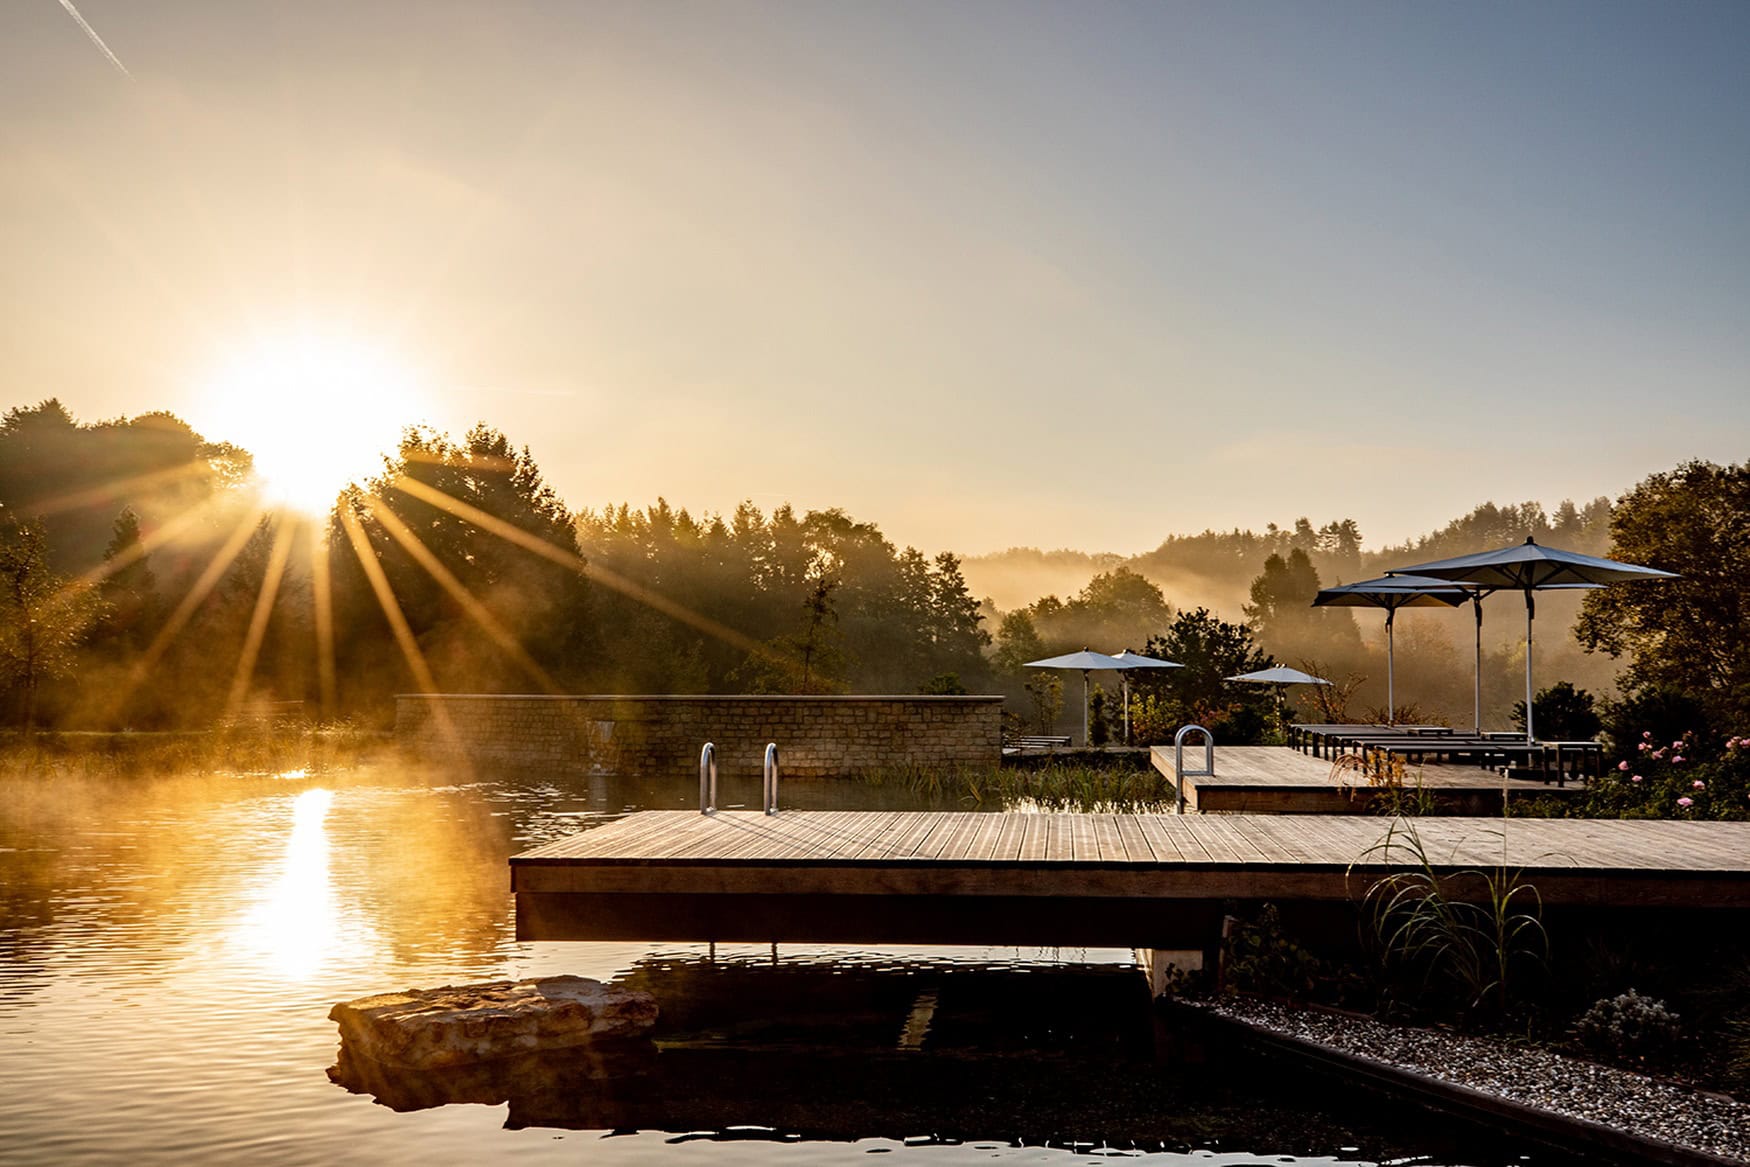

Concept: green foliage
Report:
left=334, top=424, right=593, bottom=704
left=1601, top=684, right=1711, bottom=759
left=1510, top=681, right=1601, bottom=741
left=1025, top=567, right=1169, bottom=658
left=1129, top=608, right=1275, bottom=744
left=1222, top=903, right=1327, bottom=1001
left=870, top=760, right=1176, bottom=813
left=1353, top=819, right=1548, bottom=1025
left=0, top=400, right=250, bottom=573
left=580, top=500, right=989, bottom=696
left=1581, top=730, right=1749, bottom=821
left=1088, top=684, right=1110, bottom=746
left=0, top=523, right=105, bottom=730
left=1577, top=459, right=1750, bottom=728
left=1244, top=548, right=1360, bottom=661
left=990, top=610, right=1045, bottom=676
left=917, top=672, right=968, bottom=695
left=1572, top=989, right=1684, bottom=1067
left=1024, top=670, right=1063, bottom=734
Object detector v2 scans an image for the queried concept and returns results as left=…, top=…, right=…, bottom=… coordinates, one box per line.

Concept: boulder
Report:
left=329, top=975, right=658, bottom=1070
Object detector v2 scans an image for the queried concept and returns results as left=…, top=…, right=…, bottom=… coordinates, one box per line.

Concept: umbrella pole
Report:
left=1524, top=590, right=1535, bottom=744
left=1082, top=669, right=1090, bottom=747
left=1122, top=674, right=1130, bottom=746
left=1473, top=593, right=1484, bottom=734
left=1385, top=610, right=1395, bottom=725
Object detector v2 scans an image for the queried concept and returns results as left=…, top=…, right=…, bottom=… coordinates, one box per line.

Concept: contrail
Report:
left=56, top=0, right=132, bottom=78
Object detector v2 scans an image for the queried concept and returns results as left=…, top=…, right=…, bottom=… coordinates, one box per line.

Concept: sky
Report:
left=4, top=0, right=1747, bottom=556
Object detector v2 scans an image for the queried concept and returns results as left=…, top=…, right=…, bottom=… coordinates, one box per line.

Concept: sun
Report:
left=193, top=329, right=424, bottom=515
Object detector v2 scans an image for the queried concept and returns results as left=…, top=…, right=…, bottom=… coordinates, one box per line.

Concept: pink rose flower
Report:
left=1643, top=731, right=1653, bottom=739
left=1639, top=742, right=1651, bottom=752
left=1632, top=774, right=1644, bottom=783
left=1674, top=755, right=1685, bottom=764
left=1678, top=797, right=1694, bottom=808
left=1694, top=780, right=1706, bottom=790
left=1618, top=761, right=1630, bottom=771
left=1673, top=741, right=1685, bottom=750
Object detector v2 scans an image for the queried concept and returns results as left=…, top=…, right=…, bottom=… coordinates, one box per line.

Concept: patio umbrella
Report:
left=1390, top=538, right=1676, bottom=742
left=1109, top=648, right=1183, bottom=745
left=1024, top=648, right=1128, bottom=746
left=1227, top=665, right=1332, bottom=729
left=1313, top=574, right=1466, bottom=725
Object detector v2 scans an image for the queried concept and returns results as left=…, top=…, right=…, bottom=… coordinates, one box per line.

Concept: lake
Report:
left=0, top=752, right=1566, bottom=1165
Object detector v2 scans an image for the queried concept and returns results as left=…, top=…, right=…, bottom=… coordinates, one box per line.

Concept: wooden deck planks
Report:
left=516, top=811, right=1750, bottom=887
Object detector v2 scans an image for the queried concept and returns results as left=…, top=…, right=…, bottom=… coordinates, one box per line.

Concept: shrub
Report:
left=1222, top=903, right=1325, bottom=1001
left=1573, top=989, right=1683, bottom=1066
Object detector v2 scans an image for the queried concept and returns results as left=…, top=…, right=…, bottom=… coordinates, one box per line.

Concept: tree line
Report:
left=2, top=399, right=1745, bottom=766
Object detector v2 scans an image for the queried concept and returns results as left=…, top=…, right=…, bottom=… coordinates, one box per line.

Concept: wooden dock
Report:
left=1150, top=745, right=1583, bottom=814
left=513, top=810, right=1750, bottom=946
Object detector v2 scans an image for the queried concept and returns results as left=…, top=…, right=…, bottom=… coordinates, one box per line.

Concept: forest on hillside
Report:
left=1, top=399, right=1744, bottom=754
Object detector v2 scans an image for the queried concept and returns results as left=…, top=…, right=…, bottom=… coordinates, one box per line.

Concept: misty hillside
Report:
left=963, top=498, right=1614, bottom=619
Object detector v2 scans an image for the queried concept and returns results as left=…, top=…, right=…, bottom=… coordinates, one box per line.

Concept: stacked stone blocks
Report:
left=394, top=694, right=1003, bottom=778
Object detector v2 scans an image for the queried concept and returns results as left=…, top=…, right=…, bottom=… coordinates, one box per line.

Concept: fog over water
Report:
left=0, top=755, right=1566, bottom=1165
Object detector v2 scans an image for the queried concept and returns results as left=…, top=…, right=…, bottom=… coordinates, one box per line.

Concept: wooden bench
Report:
left=1008, top=735, right=1073, bottom=749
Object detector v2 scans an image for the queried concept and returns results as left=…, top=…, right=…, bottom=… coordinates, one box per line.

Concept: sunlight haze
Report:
left=5, top=0, right=1747, bottom=554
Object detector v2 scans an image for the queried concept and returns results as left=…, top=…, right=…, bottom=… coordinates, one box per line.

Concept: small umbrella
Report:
left=1314, top=574, right=1465, bottom=725
left=1109, top=648, right=1182, bottom=745
left=1227, top=665, right=1331, bottom=726
left=1228, top=665, right=1332, bottom=686
left=1390, top=538, right=1676, bottom=742
left=1024, top=648, right=1128, bottom=746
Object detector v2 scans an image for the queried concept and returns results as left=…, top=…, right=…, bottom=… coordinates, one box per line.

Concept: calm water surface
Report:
left=1, top=757, right=1553, bottom=1165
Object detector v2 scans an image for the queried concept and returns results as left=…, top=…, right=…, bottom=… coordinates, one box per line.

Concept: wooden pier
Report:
left=513, top=810, right=1750, bottom=946
left=1150, top=745, right=1583, bottom=814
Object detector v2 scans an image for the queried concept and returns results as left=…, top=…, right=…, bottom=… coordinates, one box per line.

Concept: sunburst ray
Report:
left=105, top=507, right=264, bottom=721
left=336, top=504, right=470, bottom=766
left=225, top=516, right=297, bottom=721
left=363, top=495, right=562, bottom=694
left=390, top=474, right=801, bottom=680
left=310, top=523, right=336, bottom=720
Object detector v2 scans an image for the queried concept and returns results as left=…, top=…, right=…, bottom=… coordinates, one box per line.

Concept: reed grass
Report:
left=0, top=723, right=391, bottom=781
left=861, top=761, right=1180, bottom=813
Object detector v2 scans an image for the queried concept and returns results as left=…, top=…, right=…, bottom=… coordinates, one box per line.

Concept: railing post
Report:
left=763, top=742, right=780, bottom=815
left=699, top=742, right=718, bottom=815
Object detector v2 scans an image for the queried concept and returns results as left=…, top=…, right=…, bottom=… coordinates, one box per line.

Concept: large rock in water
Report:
left=330, top=975, right=658, bottom=1069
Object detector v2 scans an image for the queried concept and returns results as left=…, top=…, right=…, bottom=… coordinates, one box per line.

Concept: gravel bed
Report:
left=1191, top=996, right=1750, bottom=1163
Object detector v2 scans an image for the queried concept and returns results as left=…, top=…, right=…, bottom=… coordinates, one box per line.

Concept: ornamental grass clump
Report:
left=1351, top=818, right=1548, bottom=1027
left=1573, top=989, right=1684, bottom=1067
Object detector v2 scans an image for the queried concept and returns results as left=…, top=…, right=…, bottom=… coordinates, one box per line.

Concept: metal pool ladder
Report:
left=699, top=742, right=718, bottom=814
left=763, top=743, right=780, bottom=815
left=1173, top=725, right=1214, bottom=814
left=697, top=741, right=780, bottom=815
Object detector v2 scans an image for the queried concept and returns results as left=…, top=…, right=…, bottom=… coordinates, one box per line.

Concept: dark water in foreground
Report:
left=1, top=759, right=1557, bottom=1165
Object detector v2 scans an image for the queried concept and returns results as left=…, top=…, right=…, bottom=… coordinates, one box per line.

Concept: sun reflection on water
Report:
left=229, top=787, right=377, bottom=981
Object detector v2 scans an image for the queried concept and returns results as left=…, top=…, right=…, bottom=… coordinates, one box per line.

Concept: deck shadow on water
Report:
left=328, top=955, right=1576, bottom=1165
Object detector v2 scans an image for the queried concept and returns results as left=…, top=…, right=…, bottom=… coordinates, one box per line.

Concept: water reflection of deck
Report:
left=1150, top=744, right=1585, bottom=813
left=513, top=810, right=1750, bottom=945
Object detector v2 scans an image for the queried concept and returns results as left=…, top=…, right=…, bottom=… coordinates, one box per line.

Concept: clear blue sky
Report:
left=4, top=1, right=1746, bottom=553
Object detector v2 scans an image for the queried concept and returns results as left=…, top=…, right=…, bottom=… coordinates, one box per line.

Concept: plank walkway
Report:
left=513, top=810, right=1750, bottom=946
left=1150, top=745, right=1583, bottom=813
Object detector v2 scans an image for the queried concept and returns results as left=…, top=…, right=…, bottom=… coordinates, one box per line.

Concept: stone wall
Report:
left=394, top=694, right=1004, bottom=778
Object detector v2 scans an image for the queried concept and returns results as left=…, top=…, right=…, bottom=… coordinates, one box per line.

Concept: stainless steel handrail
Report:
left=1172, top=724, right=1214, bottom=814
left=763, top=742, right=780, bottom=815
left=699, top=742, right=718, bottom=815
